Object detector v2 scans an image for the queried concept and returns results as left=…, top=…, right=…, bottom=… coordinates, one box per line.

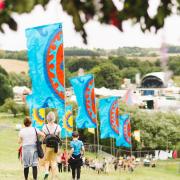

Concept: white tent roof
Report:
left=13, top=86, right=31, bottom=95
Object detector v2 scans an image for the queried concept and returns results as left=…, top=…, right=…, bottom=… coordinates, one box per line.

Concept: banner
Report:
left=32, top=108, right=45, bottom=130
left=61, top=105, right=73, bottom=138
left=70, top=74, right=97, bottom=128
left=25, top=23, right=65, bottom=115
left=133, top=130, right=140, bottom=142
left=116, top=114, right=132, bottom=148
left=99, top=97, right=119, bottom=139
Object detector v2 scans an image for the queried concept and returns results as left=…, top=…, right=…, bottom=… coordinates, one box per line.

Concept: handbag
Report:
left=34, top=128, right=44, bottom=159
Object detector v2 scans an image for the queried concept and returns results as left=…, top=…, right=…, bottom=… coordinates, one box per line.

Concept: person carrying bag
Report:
left=42, top=111, right=61, bottom=180
left=18, top=117, right=44, bottom=180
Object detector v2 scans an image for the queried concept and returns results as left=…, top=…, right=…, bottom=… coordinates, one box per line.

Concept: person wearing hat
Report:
left=68, top=131, right=85, bottom=180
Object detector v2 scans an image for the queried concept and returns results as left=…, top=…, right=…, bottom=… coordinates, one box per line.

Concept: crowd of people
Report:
left=18, top=112, right=85, bottom=180
left=17, top=111, right=157, bottom=180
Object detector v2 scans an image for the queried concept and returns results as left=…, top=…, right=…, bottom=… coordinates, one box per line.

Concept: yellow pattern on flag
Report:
left=32, top=108, right=45, bottom=126
left=63, top=110, right=73, bottom=132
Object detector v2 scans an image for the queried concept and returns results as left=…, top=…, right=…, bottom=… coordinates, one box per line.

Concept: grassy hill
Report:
left=0, top=114, right=180, bottom=180
left=0, top=59, right=28, bottom=74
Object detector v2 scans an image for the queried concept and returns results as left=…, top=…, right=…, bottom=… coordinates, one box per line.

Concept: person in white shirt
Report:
left=18, top=117, right=44, bottom=180
left=42, top=111, right=61, bottom=180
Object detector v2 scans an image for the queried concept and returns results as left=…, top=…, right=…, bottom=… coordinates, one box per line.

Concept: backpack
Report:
left=44, top=125, right=61, bottom=151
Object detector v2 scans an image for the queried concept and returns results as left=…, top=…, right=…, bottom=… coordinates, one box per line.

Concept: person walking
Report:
left=42, top=111, right=61, bottom=180
left=68, top=131, right=85, bottom=180
left=18, top=117, right=44, bottom=180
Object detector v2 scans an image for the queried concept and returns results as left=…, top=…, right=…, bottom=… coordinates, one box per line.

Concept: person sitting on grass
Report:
left=68, top=131, right=85, bottom=180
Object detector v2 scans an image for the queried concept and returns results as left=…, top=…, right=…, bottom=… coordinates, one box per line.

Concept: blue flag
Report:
left=99, top=97, right=119, bottom=139
left=60, top=105, right=73, bottom=138
left=25, top=23, right=65, bottom=114
left=116, top=114, right=132, bottom=148
left=69, top=74, right=97, bottom=128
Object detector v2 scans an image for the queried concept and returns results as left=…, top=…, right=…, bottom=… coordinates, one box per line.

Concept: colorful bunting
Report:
left=69, top=74, right=97, bottom=128
left=99, top=96, right=119, bottom=139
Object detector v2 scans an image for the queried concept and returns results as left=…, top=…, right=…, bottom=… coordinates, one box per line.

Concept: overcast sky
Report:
left=1, top=0, right=180, bottom=50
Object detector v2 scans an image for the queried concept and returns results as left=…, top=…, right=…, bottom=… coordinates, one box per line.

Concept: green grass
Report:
left=0, top=113, right=180, bottom=180
left=173, top=76, right=180, bottom=86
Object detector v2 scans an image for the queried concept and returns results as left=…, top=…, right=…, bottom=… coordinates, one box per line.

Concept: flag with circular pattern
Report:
left=116, top=114, right=132, bottom=148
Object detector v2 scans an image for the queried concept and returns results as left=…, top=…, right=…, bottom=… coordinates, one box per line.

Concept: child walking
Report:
left=68, top=131, right=85, bottom=180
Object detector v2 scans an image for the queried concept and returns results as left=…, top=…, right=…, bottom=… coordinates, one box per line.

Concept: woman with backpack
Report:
left=68, top=131, right=85, bottom=180
left=42, top=111, right=61, bottom=180
left=18, top=117, right=44, bottom=180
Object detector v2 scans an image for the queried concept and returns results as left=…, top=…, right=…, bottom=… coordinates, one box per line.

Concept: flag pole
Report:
left=63, top=42, right=68, bottom=159
left=93, top=75, right=99, bottom=156
left=110, top=138, right=112, bottom=155
left=96, top=114, right=100, bottom=156
left=129, top=114, right=133, bottom=156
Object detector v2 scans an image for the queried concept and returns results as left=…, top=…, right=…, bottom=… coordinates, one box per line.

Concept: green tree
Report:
left=168, top=57, right=180, bottom=75
left=0, top=66, right=13, bottom=105
left=67, top=58, right=100, bottom=73
left=90, top=63, right=121, bottom=89
left=111, top=56, right=130, bottom=69
left=9, top=72, right=31, bottom=87
left=120, top=67, right=139, bottom=82
left=119, top=102, right=180, bottom=150
left=1, top=98, right=21, bottom=117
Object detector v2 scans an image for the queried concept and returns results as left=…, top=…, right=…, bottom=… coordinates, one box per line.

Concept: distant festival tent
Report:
left=122, top=89, right=140, bottom=105
left=25, top=23, right=65, bottom=125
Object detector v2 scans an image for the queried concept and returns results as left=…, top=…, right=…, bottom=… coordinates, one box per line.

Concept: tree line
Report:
left=1, top=46, right=180, bottom=59
left=0, top=60, right=179, bottom=151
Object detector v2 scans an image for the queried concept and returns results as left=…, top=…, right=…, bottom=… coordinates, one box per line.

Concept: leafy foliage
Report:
left=0, top=98, right=21, bottom=117
left=1, top=0, right=180, bottom=43
left=67, top=58, right=100, bottom=73
left=118, top=102, right=180, bottom=150
left=9, top=72, right=31, bottom=87
left=168, top=57, right=180, bottom=75
left=0, top=66, right=13, bottom=105
left=90, top=63, right=121, bottom=89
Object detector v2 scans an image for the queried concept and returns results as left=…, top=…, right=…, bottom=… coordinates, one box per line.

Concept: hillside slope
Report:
left=0, top=59, right=28, bottom=73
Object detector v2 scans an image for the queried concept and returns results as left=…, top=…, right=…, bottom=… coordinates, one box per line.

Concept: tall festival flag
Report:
left=116, top=114, right=132, bottom=148
left=25, top=23, right=65, bottom=119
left=60, top=105, right=73, bottom=138
left=69, top=74, right=97, bottom=128
left=32, top=108, right=45, bottom=130
left=99, top=97, right=119, bottom=139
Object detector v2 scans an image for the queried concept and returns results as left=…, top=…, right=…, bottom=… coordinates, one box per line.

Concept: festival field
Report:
left=0, top=114, right=179, bottom=180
